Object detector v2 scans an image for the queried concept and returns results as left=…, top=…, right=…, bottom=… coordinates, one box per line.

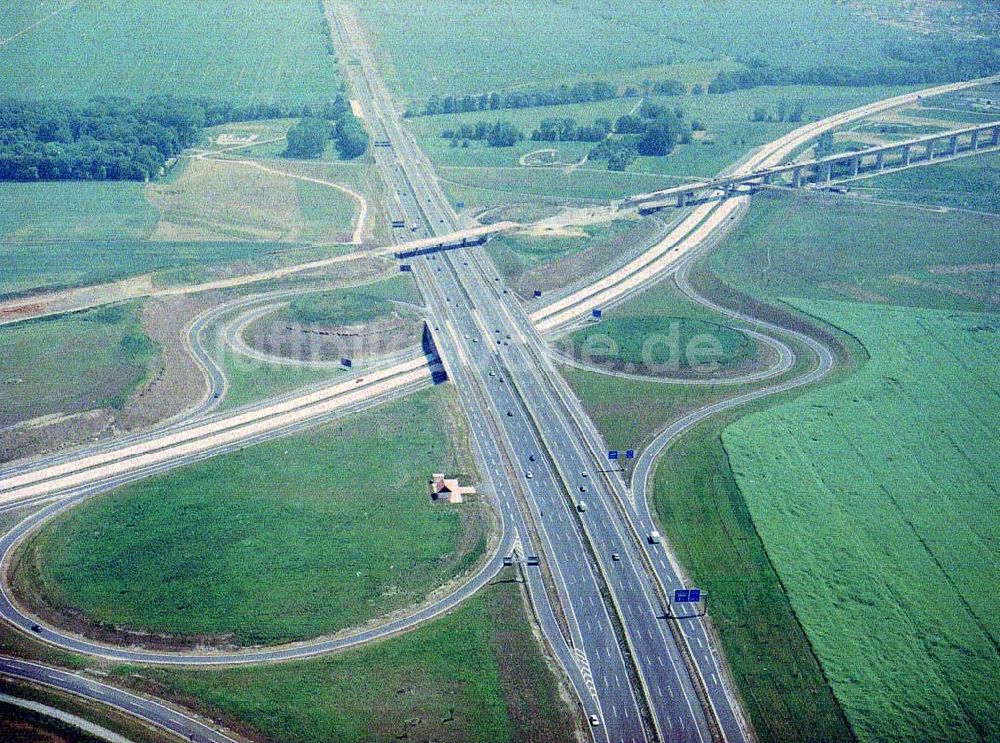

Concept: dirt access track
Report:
left=0, top=224, right=517, bottom=327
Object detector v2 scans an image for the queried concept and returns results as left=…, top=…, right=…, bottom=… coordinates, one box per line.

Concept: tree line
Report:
left=708, top=37, right=1000, bottom=94
left=0, top=95, right=366, bottom=182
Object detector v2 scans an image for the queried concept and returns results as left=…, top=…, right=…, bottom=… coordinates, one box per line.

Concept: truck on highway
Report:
left=648, top=530, right=662, bottom=544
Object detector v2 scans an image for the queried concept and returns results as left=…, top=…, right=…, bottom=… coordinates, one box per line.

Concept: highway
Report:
left=331, top=4, right=733, bottom=740
left=2, top=14, right=997, bottom=740
left=0, top=657, right=239, bottom=743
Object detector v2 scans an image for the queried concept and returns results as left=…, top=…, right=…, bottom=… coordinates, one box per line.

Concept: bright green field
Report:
left=723, top=300, right=1000, bottom=742
left=356, top=0, right=901, bottom=98
left=114, top=573, right=574, bottom=743
left=17, top=388, right=486, bottom=646
left=711, top=190, right=1000, bottom=312
left=0, top=303, right=155, bottom=427
left=0, top=0, right=339, bottom=103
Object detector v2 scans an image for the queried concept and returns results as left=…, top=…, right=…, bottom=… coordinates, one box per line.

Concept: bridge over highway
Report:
left=625, top=119, right=1000, bottom=211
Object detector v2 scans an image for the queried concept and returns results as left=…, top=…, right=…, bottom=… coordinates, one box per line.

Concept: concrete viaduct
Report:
left=625, top=119, right=1000, bottom=211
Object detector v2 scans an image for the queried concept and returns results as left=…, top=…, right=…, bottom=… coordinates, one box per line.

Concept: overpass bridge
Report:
left=391, top=221, right=517, bottom=259
left=625, top=119, right=1000, bottom=211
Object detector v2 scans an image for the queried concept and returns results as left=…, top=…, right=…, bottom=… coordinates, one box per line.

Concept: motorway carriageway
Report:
left=1, top=37, right=995, bottom=743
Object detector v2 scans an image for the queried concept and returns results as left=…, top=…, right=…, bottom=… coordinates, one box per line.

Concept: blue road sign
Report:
left=625, top=449, right=635, bottom=459
left=674, top=588, right=702, bottom=603
left=608, top=450, right=619, bottom=460
left=456, top=201, right=465, bottom=208
left=592, top=308, right=602, bottom=318
left=400, top=264, right=411, bottom=272
left=533, top=290, right=542, bottom=298
left=341, top=358, right=352, bottom=368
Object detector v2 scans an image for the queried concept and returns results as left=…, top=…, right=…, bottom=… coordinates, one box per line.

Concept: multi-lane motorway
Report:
left=2, top=6, right=998, bottom=738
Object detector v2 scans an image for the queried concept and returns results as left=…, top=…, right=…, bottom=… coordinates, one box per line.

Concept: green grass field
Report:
left=16, top=387, right=486, bottom=646
left=0, top=303, right=155, bottom=427
left=113, top=573, right=574, bottom=743
left=356, top=0, right=901, bottom=99
left=651, top=412, right=856, bottom=743
left=722, top=300, right=1000, bottom=742
left=286, top=274, right=421, bottom=326
left=562, top=276, right=762, bottom=377
left=0, top=0, right=339, bottom=103
left=710, top=190, right=1000, bottom=312
left=0, top=182, right=157, bottom=243
left=440, top=166, right=684, bottom=208
left=852, top=151, right=1000, bottom=214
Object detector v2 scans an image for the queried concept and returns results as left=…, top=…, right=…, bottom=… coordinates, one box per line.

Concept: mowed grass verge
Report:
left=722, top=300, right=1000, bottom=742
left=13, top=387, right=489, bottom=647
left=114, top=573, right=577, bottom=743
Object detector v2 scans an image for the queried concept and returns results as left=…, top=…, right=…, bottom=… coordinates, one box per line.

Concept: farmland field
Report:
left=722, top=300, right=1000, bottom=742
left=355, top=0, right=903, bottom=99
left=0, top=0, right=339, bottom=103
left=710, top=190, right=1000, bottom=312
left=0, top=182, right=157, bottom=243
left=0, top=303, right=155, bottom=428
left=13, top=387, right=487, bottom=647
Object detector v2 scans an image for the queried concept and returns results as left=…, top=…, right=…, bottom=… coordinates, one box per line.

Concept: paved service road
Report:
left=0, top=657, right=239, bottom=743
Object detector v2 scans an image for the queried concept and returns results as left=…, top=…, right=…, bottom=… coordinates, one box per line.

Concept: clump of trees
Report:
left=286, top=118, right=331, bottom=158
left=0, top=96, right=209, bottom=181
left=590, top=103, right=695, bottom=170
left=751, top=98, right=806, bottom=123
left=0, top=94, right=368, bottom=181
left=441, top=120, right=524, bottom=147
left=285, top=103, right=369, bottom=160
left=529, top=117, right=613, bottom=143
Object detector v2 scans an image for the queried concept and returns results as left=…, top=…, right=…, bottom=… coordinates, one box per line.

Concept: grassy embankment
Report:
left=0, top=303, right=156, bottom=428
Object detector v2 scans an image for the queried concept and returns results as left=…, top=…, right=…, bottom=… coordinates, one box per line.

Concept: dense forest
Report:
left=0, top=95, right=367, bottom=182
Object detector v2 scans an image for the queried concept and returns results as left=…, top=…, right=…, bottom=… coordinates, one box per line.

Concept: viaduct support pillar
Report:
left=851, top=156, right=860, bottom=177
left=792, top=167, right=802, bottom=188
left=902, top=145, right=911, bottom=166
left=875, top=150, right=885, bottom=170
left=677, top=192, right=687, bottom=208
left=821, top=161, right=832, bottom=184
left=949, top=134, right=959, bottom=156
left=991, top=125, right=1000, bottom=146
left=970, top=130, right=979, bottom=150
